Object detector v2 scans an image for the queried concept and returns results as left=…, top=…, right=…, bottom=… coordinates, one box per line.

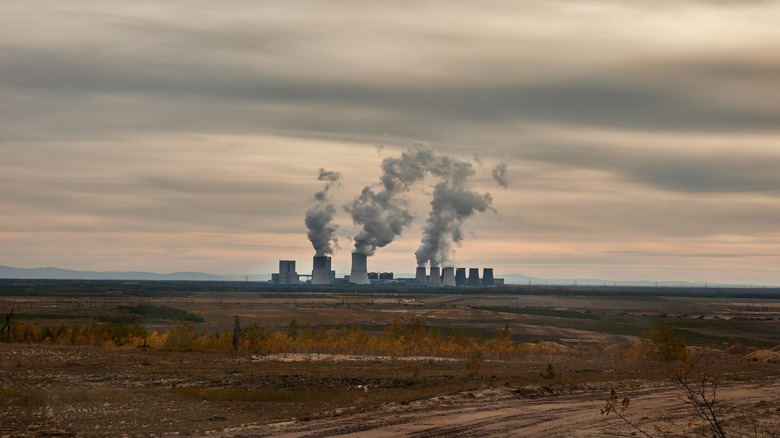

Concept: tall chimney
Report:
left=311, top=256, right=331, bottom=285
left=428, top=266, right=441, bottom=286
left=415, top=267, right=427, bottom=284
left=455, top=268, right=467, bottom=286
left=441, top=267, right=456, bottom=286
left=468, top=268, right=481, bottom=286
left=482, top=268, right=494, bottom=286
left=349, top=252, right=370, bottom=285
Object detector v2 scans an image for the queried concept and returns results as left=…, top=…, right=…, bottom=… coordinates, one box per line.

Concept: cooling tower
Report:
left=415, top=267, right=427, bottom=284
left=455, top=268, right=467, bottom=286
left=482, top=268, right=495, bottom=286
left=311, top=256, right=331, bottom=285
left=468, top=268, right=481, bottom=286
left=428, top=266, right=441, bottom=286
left=349, top=252, right=370, bottom=285
left=441, top=267, right=456, bottom=286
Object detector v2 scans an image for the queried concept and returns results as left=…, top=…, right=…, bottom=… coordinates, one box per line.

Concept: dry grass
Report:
left=1, top=290, right=778, bottom=436
left=1, top=342, right=777, bottom=437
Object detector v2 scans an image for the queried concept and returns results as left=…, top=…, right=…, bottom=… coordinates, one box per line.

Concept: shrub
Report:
left=466, top=350, right=484, bottom=376
left=165, top=321, right=198, bottom=350
left=119, top=304, right=204, bottom=322
left=642, top=323, right=686, bottom=363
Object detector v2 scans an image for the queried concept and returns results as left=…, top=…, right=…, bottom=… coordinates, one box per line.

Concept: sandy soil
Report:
left=214, top=380, right=780, bottom=437
left=2, top=291, right=778, bottom=437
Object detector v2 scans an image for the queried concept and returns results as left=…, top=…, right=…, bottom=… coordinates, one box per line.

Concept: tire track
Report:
left=218, top=380, right=780, bottom=438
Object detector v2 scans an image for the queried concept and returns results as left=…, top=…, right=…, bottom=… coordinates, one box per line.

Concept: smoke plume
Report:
left=492, top=156, right=510, bottom=188
left=345, top=142, right=493, bottom=264
left=415, top=158, right=493, bottom=267
left=344, top=143, right=436, bottom=255
left=305, top=168, right=342, bottom=256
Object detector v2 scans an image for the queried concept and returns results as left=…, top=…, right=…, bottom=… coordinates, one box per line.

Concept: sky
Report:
left=2, top=1, right=780, bottom=285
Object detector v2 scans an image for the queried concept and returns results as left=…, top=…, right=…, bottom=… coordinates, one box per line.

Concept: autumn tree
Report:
left=642, top=323, right=685, bottom=363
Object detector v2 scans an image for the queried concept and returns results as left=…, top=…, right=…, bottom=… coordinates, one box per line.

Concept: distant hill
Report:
left=0, top=265, right=270, bottom=282
left=0, top=265, right=763, bottom=288
left=504, top=274, right=742, bottom=288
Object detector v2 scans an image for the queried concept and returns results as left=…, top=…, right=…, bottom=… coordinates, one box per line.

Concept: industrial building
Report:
left=272, top=260, right=299, bottom=285
left=272, top=258, right=502, bottom=287
left=311, top=256, right=334, bottom=285
left=348, top=253, right=370, bottom=285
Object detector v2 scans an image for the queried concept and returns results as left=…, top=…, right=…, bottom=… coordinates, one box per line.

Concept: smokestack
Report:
left=415, top=267, right=427, bottom=284
left=468, top=268, right=481, bottom=286
left=349, top=252, right=370, bottom=285
left=311, top=256, right=331, bottom=285
left=441, top=267, right=455, bottom=286
left=455, top=268, right=467, bottom=286
left=428, top=266, right=441, bottom=286
left=482, top=268, right=494, bottom=286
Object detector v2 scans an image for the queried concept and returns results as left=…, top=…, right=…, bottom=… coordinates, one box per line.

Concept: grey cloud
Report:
left=510, top=193, right=780, bottom=239
left=145, top=176, right=279, bottom=195
left=606, top=251, right=776, bottom=258
left=491, top=156, right=510, bottom=188
left=4, top=27, right=780, bottom=144
left=517, top=142, right=780, bottom=194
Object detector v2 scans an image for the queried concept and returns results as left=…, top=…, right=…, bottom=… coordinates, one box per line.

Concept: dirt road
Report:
left=217, top=380, right=780, bottom=437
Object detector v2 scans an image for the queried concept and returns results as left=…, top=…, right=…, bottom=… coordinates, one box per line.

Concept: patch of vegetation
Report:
left=118, top=304, right=204, bottom=322
left=476, top=306, right=631, bottom=322
left=477, top=306, right=656, bottom=336
left=13, top=313, right=84, bottom=320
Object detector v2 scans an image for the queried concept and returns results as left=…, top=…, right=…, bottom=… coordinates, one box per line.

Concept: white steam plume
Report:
left=305, top=168, right=342, bottom=256
left=345, top=143, right=493, bottom=265
left=414, top=157, right=493, bottom=267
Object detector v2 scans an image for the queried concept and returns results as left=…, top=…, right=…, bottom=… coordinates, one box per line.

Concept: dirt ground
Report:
left=216, top=380, right=780, bottom=437
left=1, top=344, right=778, bottom=437
left=2, top=290, right=779, bottom=436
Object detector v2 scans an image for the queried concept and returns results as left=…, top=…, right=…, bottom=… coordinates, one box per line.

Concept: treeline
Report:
left=6, top=316, right=642, bottom=360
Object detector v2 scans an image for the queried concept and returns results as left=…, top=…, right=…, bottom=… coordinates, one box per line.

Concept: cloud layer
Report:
left=2, top=1, right=780, bottom=284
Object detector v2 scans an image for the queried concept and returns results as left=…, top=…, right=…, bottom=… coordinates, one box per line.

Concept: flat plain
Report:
left=1, top=280, right=779, bottom=437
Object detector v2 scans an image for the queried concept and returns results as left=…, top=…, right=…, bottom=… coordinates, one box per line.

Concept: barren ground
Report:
left=2, top=344, right=778, bottom=437
left=1, top=289, right=779, bottom=436
left=218, top=380, right=780, bottom=437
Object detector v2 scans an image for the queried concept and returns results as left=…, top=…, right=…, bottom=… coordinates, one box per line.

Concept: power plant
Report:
left=415, top=267, right=427, bottom=284
left=428, top=266, right=441, bottom=286
left=311, top=256, right=331, bottom=285
left=441, top=267, right=456, bottom=286
left=272, top=260, right=300, bottom=285
left=273, top=257, right=502, bottom=287
left=482, top=268, right=494, bottom=286
left=298, top=145, right=500, bottom=288
left=348, top=252, right=371, bottom=285
left=455, top=268, right=467, bottom=286
left=468, top=268, right=481, bottom=286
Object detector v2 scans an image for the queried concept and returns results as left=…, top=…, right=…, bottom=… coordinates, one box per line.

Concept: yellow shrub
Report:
left=145, top=330, right=168, bottom=349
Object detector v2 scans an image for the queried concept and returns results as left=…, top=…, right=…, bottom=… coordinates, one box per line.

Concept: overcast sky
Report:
left=3, top=1, right=780, bottom=284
